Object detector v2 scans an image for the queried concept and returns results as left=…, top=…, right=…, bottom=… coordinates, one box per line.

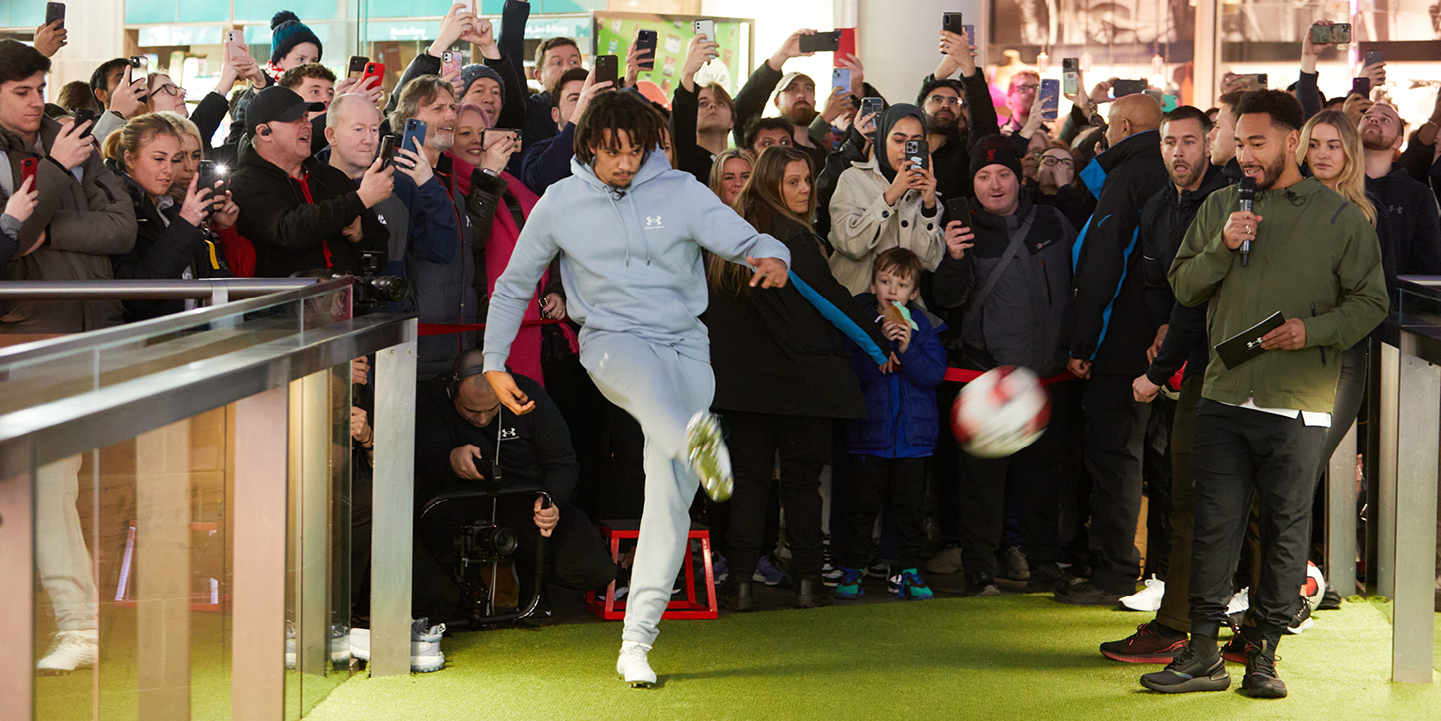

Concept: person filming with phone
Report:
left=827, top=104, right=943, bottom=295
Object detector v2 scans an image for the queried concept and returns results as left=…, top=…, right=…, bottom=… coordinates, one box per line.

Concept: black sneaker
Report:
left=1100, top=622, right=1189, bottom=663
left=1053, top=579, right=1124, bottom=606
left=963, top=572, right=1001, bottom=597
left=1284, top=601, right=1313, bottom=634
left=1024, top=563, right=1067, bottom=594
left=1220, top=632, right=1254, bottom=664
left=1241, top=640, right=1287, bottom=698
left=1317, top=586, right=1343, bottom=611
left=1139, top=644, right=1231, bottom=694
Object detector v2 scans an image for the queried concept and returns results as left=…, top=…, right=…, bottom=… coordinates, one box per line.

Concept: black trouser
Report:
left=416, top=495, right=617, bottom=604
left=722, top=412, right=831, bottom=583
left=1082, top=373, right=1152, bottom=594
left=1143, top=395, right=1175, bottom=580
left=956, top=380, right=1074, bottom=579
left=933, top=383, right=966, bottom=548
left=1155, top=372, right=1201, bottom=632
left=1309, top=344, right=1368, bottom=565
left=1188, top=400, right=1326, bottom=647
left=835, top=456, right=928, bottom=571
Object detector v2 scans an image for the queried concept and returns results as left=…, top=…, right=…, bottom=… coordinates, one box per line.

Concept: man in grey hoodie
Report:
left=481, top=92, right=790, bottom=688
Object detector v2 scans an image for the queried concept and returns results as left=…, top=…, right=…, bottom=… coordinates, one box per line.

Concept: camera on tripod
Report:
left=456, top=521, right=519, bottom=561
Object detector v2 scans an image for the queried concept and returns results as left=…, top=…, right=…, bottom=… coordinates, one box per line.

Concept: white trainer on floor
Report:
left=349, top=619, right=446, bottom=673
left=1227, top=587, right=1250, bottom=616
left=1120, top=575, right=1165, bottom=612
left=36, top=629, right=98, bottom=673
left=617, top=640, right=657, bottom=688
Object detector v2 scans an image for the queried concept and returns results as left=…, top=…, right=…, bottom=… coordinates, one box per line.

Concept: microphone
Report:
left=1238, top=176, right=1255, bottom=267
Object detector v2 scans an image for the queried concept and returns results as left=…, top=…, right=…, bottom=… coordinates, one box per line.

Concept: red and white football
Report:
left=951, top=366, right=1051, bottom=458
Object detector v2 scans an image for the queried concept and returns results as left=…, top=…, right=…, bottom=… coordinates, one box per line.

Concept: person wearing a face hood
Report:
left=828, top=104, right=945, bottom=295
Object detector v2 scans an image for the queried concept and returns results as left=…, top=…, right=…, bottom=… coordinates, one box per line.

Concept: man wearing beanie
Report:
left=931, top=135, right=1079, bottom=597
left=1057, top=92, right=1171, bottom=607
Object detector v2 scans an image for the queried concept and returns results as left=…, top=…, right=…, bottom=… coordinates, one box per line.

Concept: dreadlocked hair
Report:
left=573, top=90, right=666, bottom=166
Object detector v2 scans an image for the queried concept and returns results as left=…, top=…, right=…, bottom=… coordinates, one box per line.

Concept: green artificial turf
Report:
left=305, top=595, right=1441, bottom=721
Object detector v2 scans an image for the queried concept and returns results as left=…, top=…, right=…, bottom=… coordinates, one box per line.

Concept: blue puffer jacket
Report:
left=843, top=293, right=948, bottom=458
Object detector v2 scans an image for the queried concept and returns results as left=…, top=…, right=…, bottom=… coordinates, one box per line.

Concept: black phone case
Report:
left=595, top=56, right=619, bottom=86
left=636, top=31, right=657, bottom=71
left=46, top=3, right=65, bottom=26
left=798, top=31, right=840, bottom=53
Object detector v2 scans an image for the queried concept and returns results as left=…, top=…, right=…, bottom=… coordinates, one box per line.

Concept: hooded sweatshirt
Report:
left=483, top=149, right=791, bottom=372
left=1170, top=176, right=1388, bottom=413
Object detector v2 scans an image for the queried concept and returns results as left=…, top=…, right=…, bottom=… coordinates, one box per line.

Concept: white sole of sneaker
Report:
left=412, top=655, right=444, bottom=673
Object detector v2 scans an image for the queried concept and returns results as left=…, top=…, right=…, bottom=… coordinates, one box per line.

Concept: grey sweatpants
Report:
left=580, top=330, right=714, bottom=648
left=36, top=455, right=98, bottom=631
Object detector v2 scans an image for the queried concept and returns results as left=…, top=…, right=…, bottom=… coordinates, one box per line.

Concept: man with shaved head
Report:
left=413, top=350, right=617, bottom=636
left=1054, top=91, right=1172, bottom=606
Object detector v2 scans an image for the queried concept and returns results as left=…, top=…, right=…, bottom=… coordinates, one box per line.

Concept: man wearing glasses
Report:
left=1002, top=71, right=1041, bottom=136
left=1033, top=146, right=1095, bottom=232
left=920, top=26, right=1000, bottom=201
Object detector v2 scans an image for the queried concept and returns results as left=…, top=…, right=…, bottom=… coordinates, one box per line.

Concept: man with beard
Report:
left=1145, top=89, right=1386, bottom=698
left=1099, top=106, right=1231, bottom=664
left=1358, top=103, right=1441, bottom=298
left=388, top=75, right=475, bottom=378
left=919, top=27, right=1000, bottom=201
left=1055, top=93, right=1169, bottom=607
left=232, top=86, right=393, bottom=278
left=733, top=29, right=834, bottom=170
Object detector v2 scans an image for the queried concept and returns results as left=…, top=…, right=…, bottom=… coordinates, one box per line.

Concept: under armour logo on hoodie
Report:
left=499, top=427, right=518, bottom=440
left=644, top=215, right=665, bottom=229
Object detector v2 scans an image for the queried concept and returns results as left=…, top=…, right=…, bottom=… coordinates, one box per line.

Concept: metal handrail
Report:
left=0, top=277, right=347, bottom=367
left=0, top=279, right=318, bottom=300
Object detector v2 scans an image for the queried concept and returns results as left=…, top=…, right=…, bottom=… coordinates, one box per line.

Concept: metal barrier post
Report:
left=370, top=325, right=417, bottom=677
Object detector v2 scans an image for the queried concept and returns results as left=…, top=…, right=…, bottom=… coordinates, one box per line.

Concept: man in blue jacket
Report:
left=520, top=67, right=606, bottom=195
left=481, top=91, right=790, bottom=688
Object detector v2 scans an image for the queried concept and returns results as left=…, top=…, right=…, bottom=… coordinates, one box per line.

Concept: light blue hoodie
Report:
left=483, top=150, right=792, bottom=371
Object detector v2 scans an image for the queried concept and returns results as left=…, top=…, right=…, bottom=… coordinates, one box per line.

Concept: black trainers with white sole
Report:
left=1139, top=644, right=1230, bottom=694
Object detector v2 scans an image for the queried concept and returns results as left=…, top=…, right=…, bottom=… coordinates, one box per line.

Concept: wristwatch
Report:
left=481, top=168, right=498, bottom=177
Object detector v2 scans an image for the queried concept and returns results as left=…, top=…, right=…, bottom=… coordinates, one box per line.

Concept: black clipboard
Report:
left=1214, top=311, right=1285, bottom=370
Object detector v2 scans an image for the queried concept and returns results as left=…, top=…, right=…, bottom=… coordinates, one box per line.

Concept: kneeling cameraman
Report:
left=415, top=350, right=617, bottom=613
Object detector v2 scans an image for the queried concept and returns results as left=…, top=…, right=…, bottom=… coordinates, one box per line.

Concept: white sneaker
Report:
left=1120, top=575, right=1165, bottom=612
left=1227, top=587, right=1250, bottom=616
left=409, top=618, right=445, bottom=673
left=616, top=641, right=656, bottom=688
left=37, top=629, right=98, bottom=673
left=686, top=412, right=733, bottom=503
left=285, top=622, right=351, bottom=669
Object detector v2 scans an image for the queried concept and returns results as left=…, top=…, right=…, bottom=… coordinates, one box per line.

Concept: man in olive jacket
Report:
left=1144, top=90, right=1387, bottom=699
left=0, top=40, right=136, bottom=333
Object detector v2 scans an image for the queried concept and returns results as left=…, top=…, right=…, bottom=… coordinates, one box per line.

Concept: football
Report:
left=951, top=366, right=1051, bottom=458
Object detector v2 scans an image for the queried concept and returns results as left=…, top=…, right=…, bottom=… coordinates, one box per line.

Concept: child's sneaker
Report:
left=895, top=568, right=933, bottom=600
left=833, top=566, right=865, bottom=599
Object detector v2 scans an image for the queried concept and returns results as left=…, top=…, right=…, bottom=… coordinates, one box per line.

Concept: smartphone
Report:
left=942, top=12, right=964, bottom=36
left=378, top=134, right=398, bottom=165
left=1330, top=23, right=1352, bottom=44
left=860, top=96, right=884, bottom=119
left=798, top=30, right=841, bottom=54
left=836, top=27, right=856, bottom=63
left=361, top=62, right=385, bottom=91
left=485, top=128, right=522, bottom=152
left=1351, top=76, right=1371, bottom=98
left=635, top=29, right=657, bottom=72
left=1111, top=79, right=1146, bottom=97
left=832, top=68, right=851, bottom=95
left=400, top=118, right=427, bottom=157
left=904, top=139, right=930, bottom=171
left=944, top=197, right=972, bottom=228
left=72, top=108, right=96, bottom=139
left=196, top=159, right=229, bottom=201
left=1364, top=49, right=1383, bottom=68
left=1233, top=72, right=1268, bottom=89
left=692, top=19, right=715, bottom=42
left=1039, top=78, right=1060, bottom=121
left=594, top=54, right=619, bottom=87
left=129, top=56, right=150, bottom=101
left=1062, top=58, right=1080, bottom=95
left=441, top=51, right=463, bottom=78
left=20, top=158, right=37, bottom=189
left=227, top=31, right=247, bottom=62
left=45, top=2, right=64, bottom=28
left=963, top=24, right=975, bottom=42
left=348, top=56, right=368, bottom=80
left=1160, top=93, right=1179, bottom=112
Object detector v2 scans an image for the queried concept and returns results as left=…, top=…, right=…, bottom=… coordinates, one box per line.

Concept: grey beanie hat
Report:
left=459, top=63, right=505, bottom=100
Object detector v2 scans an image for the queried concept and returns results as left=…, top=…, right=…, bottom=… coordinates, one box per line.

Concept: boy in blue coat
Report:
left=833, top=247, right=948, bottom=600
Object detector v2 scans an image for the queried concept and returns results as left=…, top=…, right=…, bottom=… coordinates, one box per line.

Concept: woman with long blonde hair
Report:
left=706, top=147, right=753, bottom=207
left=703, top=145, right=891, bottom=612
left=1298, top=110, right=1376, bottom=225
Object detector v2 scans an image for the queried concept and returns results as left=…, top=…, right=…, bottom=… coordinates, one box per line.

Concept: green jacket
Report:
left=1169, top=176, right=1388, bottom=413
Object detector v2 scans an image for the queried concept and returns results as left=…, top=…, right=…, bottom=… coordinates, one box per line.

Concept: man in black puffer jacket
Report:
left=1058, top=92, right=1170, bottom=606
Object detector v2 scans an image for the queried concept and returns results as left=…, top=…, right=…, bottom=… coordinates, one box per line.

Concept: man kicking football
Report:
left=482, top=90, right=791, bottom=687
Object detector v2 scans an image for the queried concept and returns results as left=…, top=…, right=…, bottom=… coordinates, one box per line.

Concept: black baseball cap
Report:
left=246, top=86, right=325, bottom=138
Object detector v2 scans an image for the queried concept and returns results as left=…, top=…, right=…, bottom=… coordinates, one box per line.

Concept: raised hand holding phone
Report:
left=4, top=175, right=38, bottom=224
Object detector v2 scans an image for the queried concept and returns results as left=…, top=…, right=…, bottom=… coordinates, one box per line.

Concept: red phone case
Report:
left=21, top=158, right=38, bottom=188
left=362, top=62, right=386, bottom=88
left=835, top=28, right=856, bottom=66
